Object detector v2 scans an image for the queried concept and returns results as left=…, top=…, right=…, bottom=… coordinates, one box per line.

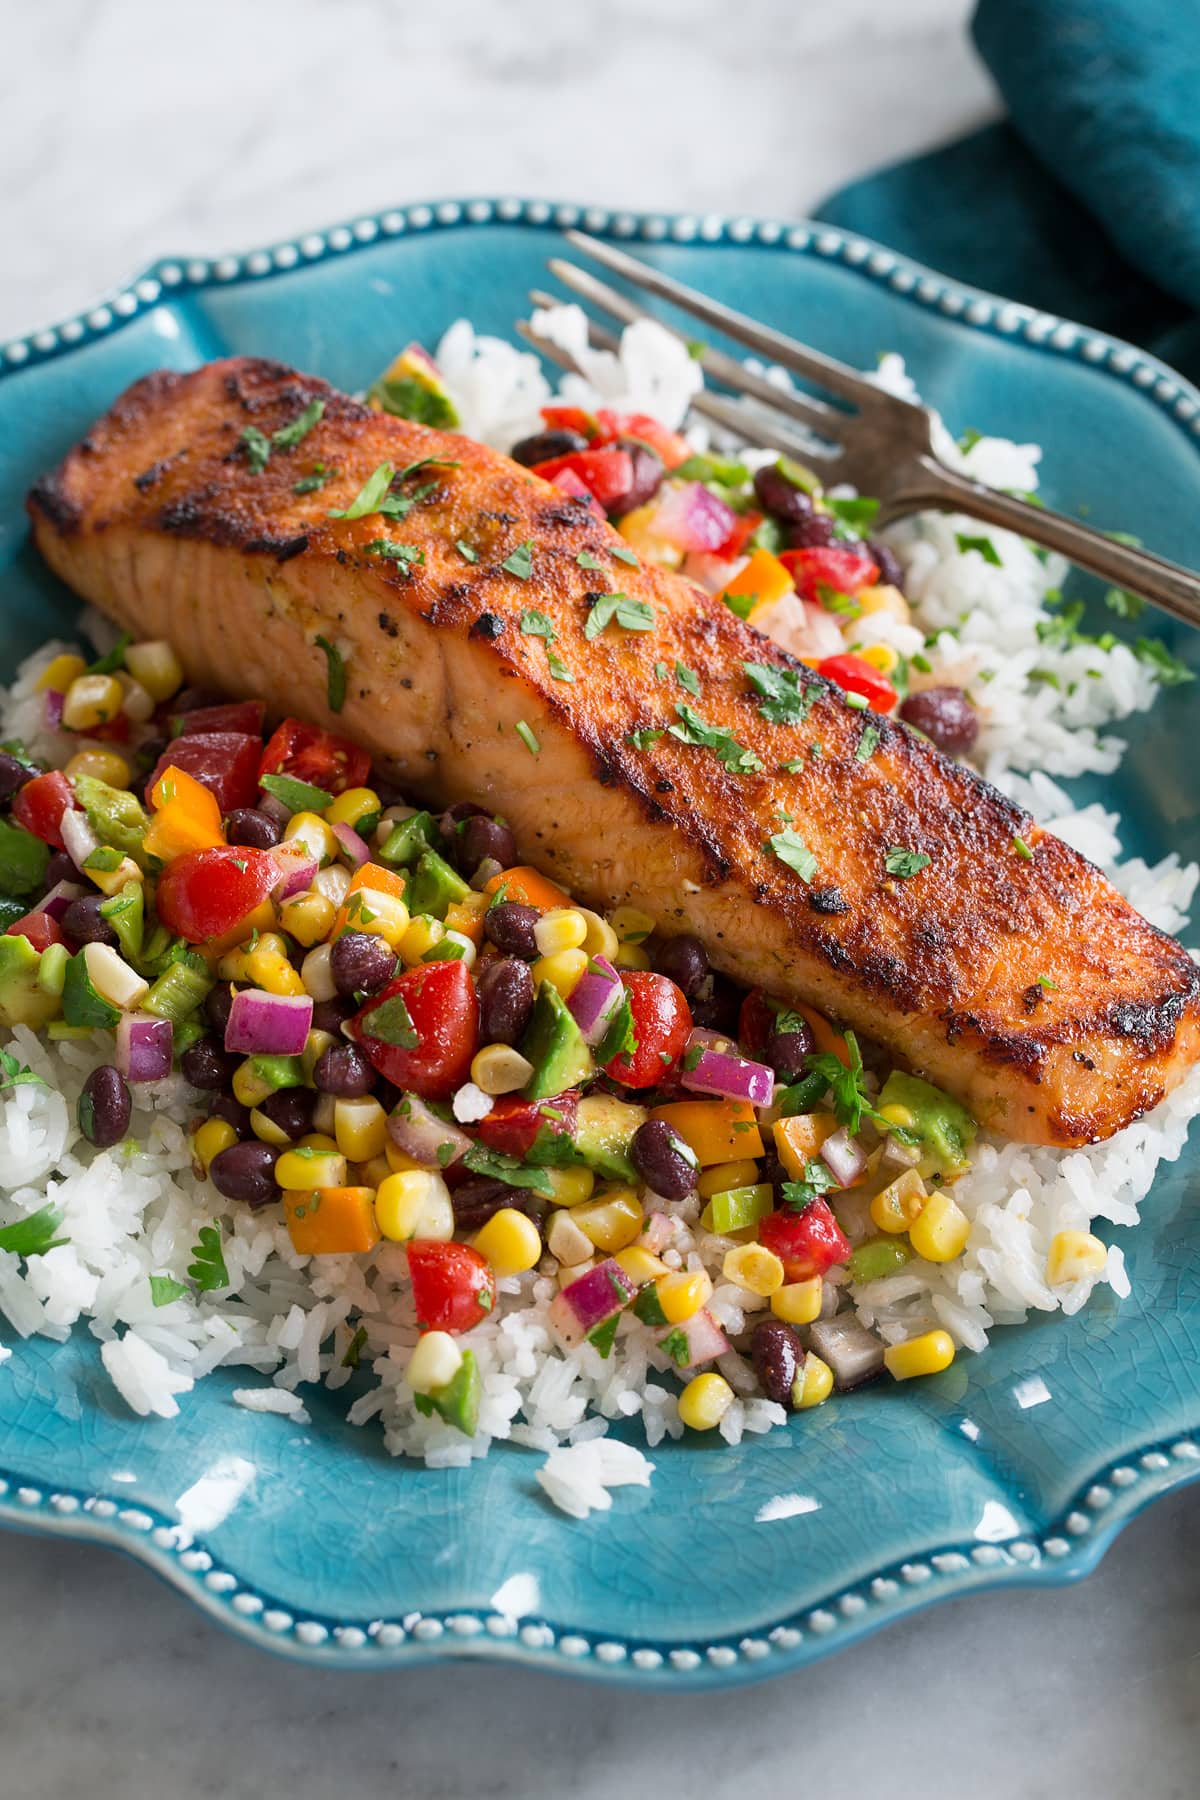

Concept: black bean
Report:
left=786, top=512, right=838, bottom=550
left=171, top=685, right=222, bottom=715
left=764, top=1018, right=816, bottom=1079
left=867, top=538, right=905, bottom=592
left=477, top=956, right=534, bottom=1046
left=311, top=995, right=357, bottom=1035
left=45, top=850, right=76, bottom=888
left=313, top=1041, right=376, bottom=1098
left=439, top=802, right=486, bottom=851
left=898, top=686, right=979, bottom=756
left=753, top=463, right=815, bottom=526
left=258, top=1087, right=316, bottom=1140
left=450, top=1178, right=545, bottom=1233
left=691, top=973, right=742, bottom=1037
left=181, top=1037, right=238, bottom=1091
left=0, top=751, right=30, bottom=803
left=62, top=894, right=119, bottom=949
left=653, top=934, right=709, bottom=998
left=759, top=1152, right=789, bottom=1204
left=225, top=807, right=283, bottom=850
left=204, top=982, right=238, bottom=1035
left=751, top=1318, right=803, bottom=1407
left=78, top=1065, right=131, bottom=1149
left=135, top=736, right=168, bottom=777
left=611, top=439, right=664, bottom=513
left=458, top=814, right=516, bottom=877
left=209, top=1139, right=280, bottom=1207
left=483, top=901, right=539, bottom=958
left=329, top=930, right=397, bottom=998
left=510, top=427, right=589, bottom=467
left=207, top=1092, right=251, bottom=1135
left=630, top=1120, right=697, bottom=1200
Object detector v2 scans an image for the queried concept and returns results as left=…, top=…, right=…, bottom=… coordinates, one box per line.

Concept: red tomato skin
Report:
left=145, top=733, right=262, bottom=812
left=603, top=971, right=693, bottom=1089
left=593, top=408, right=691, bottom=470
left=539, top=404, right=599, bottom=441
left=779, top=546, right=879, bottom=604
left=174, top=700, right=265, bottom=738
left=759, top=1200, right=852, bottom=1280
left=816, top=653, right=899, bottom=714
left=530, top=449, right=634, bottom=511
left=407, top=1240, right=496, bottom=1333
left=737, top=990, right=774, bottom=1059
left=154, top=847, right=279, bottom=943
left=258, top=719, right=371, bottom=796
left=7, top=912, right=66, bottom=952
left=11, top=771, right=76, bottom=849
left=713, top=510, right=765, bottom=562
left=352, top=959, right=479, bottom=1101
left=477, top=1091, right=580, bottom=1159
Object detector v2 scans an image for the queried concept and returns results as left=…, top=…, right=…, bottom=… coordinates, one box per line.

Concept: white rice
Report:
left=1, top=309, right=1196, bottom=1518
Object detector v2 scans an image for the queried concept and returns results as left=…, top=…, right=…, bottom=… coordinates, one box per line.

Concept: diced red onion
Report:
left=42, top=689, right=65, bottom=731
left=116, top=1011, right=174, bottom=1083
left=566, top=955, right=624, bottom=1045
left=679, top=1028, right=774, bottom=1107
left=638, top=1212, right=675, bottom=1254
left=270, top=846, right=319, bottom=903
left=657, top=1306, right=729, bottom=1369
left=34, top=880, right=88, bottom=921
left=60, top=808, right=100, bottom=873
left=224, top=989, right=313, bottom=1056
left=259, top=792, right=293, bottom=826
left=549, top=1258, right=637, bottom=1348
left=681, top=550, right=749, bottom=594
left=820, top=1126, right=868, bottom=1187
left=386, top=1094, right=472, bottom=1169
left=807, top=1317, right=885, bottom=1391
left=650, top=482, right=736, bottom=553
left=332, top=820, right=371, bottom=868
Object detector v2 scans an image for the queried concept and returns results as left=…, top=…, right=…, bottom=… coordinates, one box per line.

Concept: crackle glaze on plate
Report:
left=0, top=200, right=1197, bottom=1687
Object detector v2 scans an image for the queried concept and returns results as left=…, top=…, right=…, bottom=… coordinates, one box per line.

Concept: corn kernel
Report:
left=541, top=1165, right=595, bottom=1208
left=883, top=1329, right=956, bottom=1382
left=301, top=1028, right=336, bottom=1082
left=63, top=747, right=131, bottom=788
left=193, top=1116, right=237, bottom=1171
left=333, top=1096, right=389, bottom=1162
left=877, top=1102, right=916, bottom=1131
left=357, top=1153, right=393, bottom=1190
left=343, top=886, right=411, bottom=949
left=722, top=1243, right=785, bottom=1297
left=770, top=1277, right=824, bottom=1326
left=473, top=1206, right=542, bottom=1277
left=558, top=1256, right=594, bottom=1286
left=697, top=1159, right=761, bottom=1200
left=856, top=583, right=911, bottom=624
left=88, top=855, right=143, bottom=899
left=325, top=787, right=381, bottom=830
left=313, top=864, right=352, bottom=907
left=384, top=1140, right=422, bottom=1174
left=547, top=1210, right=594, bottom=1267
left=470, top=1042, right=535, bottom=1096
left=909, top=1190, right=971, bottom=1263
left=62, top=673, right=124, bottom=732
left=275, top=1146, right=347, bottom=1190
left=218, top=931, right=290, bottom=982
left=1046, top=1229, right=1107, bottom=1286
left=860, top=642, right=899, bottom=676
left=869, top=1168, right=927, bottom=1235
left=407, top=1330, right=462, bottom=1396
left=614, top=1245, right=670, bottom=1284
left=124, top=639, right=183, bottom=701
left=247, top=948, right=307, bottom=998
left=677, top=1372, right=734, bottom=1432
left=656, top=1267, right=713, bottom=1323
left=250, top=1106, right=292, bottom=1147
left=300, top=942, right=337, bottom=1002
left=400, top=914, right=445, bottom=965
left=608, top=905, right=656, bottom=944
left=795, top=1353, right=834, bottom=1408
left=36, top=651, right=87, bottom=693
left=284, top=810, right=339, bottom=865
left=572, top=1188, right=644, bottom=1253
left=530, top=947, right=589, bottom=998
left=533, top=908, right=588, bottom=956
left=277, top=890, right=337, bottom=948
left=375, top=1169, right=455, bottom=1242
left=578, top=908, right=619, bottom=961
left=619, top=502, right=683, bottom=568
left=298, top=1132, right=339, bottom=1152
left=612, top=942, right=650, bottom=971
left=311, top=1093, right=337, bottom=1137
left=232, top=1060, right=276, bottom=1108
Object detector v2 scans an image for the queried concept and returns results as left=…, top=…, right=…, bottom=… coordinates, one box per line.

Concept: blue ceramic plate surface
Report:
left=0, top=201, right=1197, bottom=1688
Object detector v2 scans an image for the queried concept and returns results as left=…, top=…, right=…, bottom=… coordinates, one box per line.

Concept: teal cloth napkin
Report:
left=814, top=0, right=1200, bottom=380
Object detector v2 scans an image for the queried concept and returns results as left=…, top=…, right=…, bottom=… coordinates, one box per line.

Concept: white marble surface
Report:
left=1, top=3, right=1197, bottom=1796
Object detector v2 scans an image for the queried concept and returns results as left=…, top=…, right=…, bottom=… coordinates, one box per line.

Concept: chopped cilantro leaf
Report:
left=669, top=704, right=762, bottom=774
left=743, top=661, right=817, bottom=726
left=363, top=540, right=424, bottom=568
left=546, top=650, right=575, bottom=683
left=328, top=461, right=395, bottom=520
left=0, top=1203, right=66, bottom=1257
left=149, top=1274, right=188, bottom=1307
left=260, top=771, right=333, bottom=812
left=626, top=728, right=664, bottom=750
left=780, top=757, right=806, bottom=773
left=576, top=550, right=604, bottom=570
left=1103, top=584, right=1145, bottom=621
left=0, top=1047, right=45, bottom=1091
left=855, top=724, right=881, bottom=762
left=767, top=828, right=818, bottom=881
left=187, top=1224, right=229, bottom=1293
left=455, top=540, right=479, bottom=564
left=519, top=609, right=556, bottom=641
left=501, top=539, right=535, bottom=579
left=293, top=463, right=336, bottom=495
left=675, top=662, right=700, bottom=696
left=515, top=720, right=540, bottom=756
left=341, top=1324, right=368, bottom=1369
left=584, top=593, right=656, bottom=638
left=1037, top=973, right=1058, bottom=991
left=1134, top=637, right=1193, bottom=686
left=783, top=1159, right=838, bottom=1211
left=361, top=992, right=419, bottom=1049
left=884, top=847, right=930, bottom=878
left=271, top=397, right=325, bottom=452
left=955, top=532, right=1002, bottom=566
left=462, top=1143, right=554, bottom=1197
left=827, top=495, right=880, bottom=538
left=610, top=544, right=640, bottom=567
left=368, top=376, right=459, bottom=429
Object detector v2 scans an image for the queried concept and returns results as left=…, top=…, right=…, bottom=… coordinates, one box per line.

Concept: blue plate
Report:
left=0, top=201, right=1197, bottom=1688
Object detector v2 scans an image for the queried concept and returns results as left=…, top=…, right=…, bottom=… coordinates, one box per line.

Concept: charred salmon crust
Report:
left=27, top=355, right=1200, bottom=1147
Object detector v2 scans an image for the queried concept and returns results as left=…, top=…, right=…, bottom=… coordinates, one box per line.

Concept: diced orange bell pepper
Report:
left=444, top=893, right=488, bottom=947
left=283, top=1186, right=381, bottom=1255
left=482, top=865, right=571, bottom=913
left=794, top=1002, right=851, bottom=1067
left=650, top=1099, right=765, bottom=1167
left=142, top=766, right=225, bottom=861
left=348, top=861, right=408, bottom=902
left=773, top=1112, right=840, bottom=1179
left=332, top=860, right=411, bottom=940
left=719, top=547, right=795, bottom=622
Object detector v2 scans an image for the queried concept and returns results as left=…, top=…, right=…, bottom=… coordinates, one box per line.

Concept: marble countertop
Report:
left=2, top=2, right=1197, bottom=1795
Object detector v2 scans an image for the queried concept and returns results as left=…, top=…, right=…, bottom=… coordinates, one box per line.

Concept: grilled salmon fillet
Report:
left=27, top=356, right=1200, bottom=1146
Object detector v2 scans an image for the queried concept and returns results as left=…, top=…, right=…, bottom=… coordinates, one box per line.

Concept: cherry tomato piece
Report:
left=593, top=408, right=691, bottom=470
left=173, top=699, right=266, bottom=738
left=258, top=718, right=371, bottom=797
left=11, top=771, right=77, bottom=849
left=6, top=911, right=66, bottom=952
left=779, top=546, right=879, bottom=604
left=539, top=404, right=599, bottom=441
left=817, top=652, right=899, bottom=713
left=529, top=449, right=634, bottom=511
left=759, top=1199, right=852, bottom=1281
left=407, top=1239, right=497, bottom=1334
left=154, top=846, right=279, bottom=944
left=476, top=1091, right=580, bottom=1160
left=603, top=971, right=692, bottom=1089
left=145, top=733, right=262, bottom=813
left=712, top=510, right=765, bottom=563
left=352, top=959, right=479, bottom=1101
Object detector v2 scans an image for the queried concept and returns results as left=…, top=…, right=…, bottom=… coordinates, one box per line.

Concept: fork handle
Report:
left=899, top=457, right=1200, bottom=631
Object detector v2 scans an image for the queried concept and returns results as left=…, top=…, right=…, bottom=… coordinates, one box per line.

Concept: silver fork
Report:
left=517, top=229, right=1200, bottom=631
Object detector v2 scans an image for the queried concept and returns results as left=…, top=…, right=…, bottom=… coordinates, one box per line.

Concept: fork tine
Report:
left=545, top=257, right=843, bottom=446
left=564, top=229, right=895, bottom=411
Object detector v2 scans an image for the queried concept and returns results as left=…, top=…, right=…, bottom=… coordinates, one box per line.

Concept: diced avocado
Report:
left=0, top=819, right=49, bottom=896
left=413, top=1348, right=480, bottom=1435
left=571, top=1091, right=647, bottom=1181
left=100, top=880, right=144, bottom=963
left=519, top=981, right=594, bottom=1102
left=0, top=934, right=59, bottom=1029
left=61, top=950, right=121, bottom=1029
left=172, top=1017, right=207, bottom=1060
left=249, top=1053, right=306, bottom=1093
left=0, top=896, right=28, bottom=931
left=377, top=810, right=436, bottom=868
left=878, top=1070, right=977, bottom=1178
left=72, top=775, right=149, bottom=864
left=407, top=849, right=470, bottom=921
left=369, top=345, right=461, bottom=429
